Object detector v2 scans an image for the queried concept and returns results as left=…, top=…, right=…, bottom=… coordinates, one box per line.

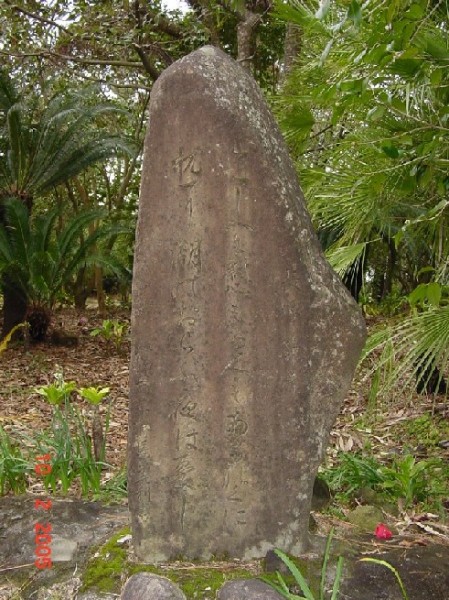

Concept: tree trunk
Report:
left=73, top=267, right=88, bottom=310
left=383, top=238, right=397, bottom=298
left=237, top=9, right=261, bottom=72
left=282, top=23, right=302, bottom=82
left=95, top=265, right=106, bottom=317
left=1, top=277, right=28, bottom=339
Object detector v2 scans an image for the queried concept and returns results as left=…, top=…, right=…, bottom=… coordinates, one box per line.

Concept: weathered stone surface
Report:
left=217, top=579, right=283, bottom=600
left=347, top=505, right=385, bottom=533
left=129, top=45, right=366, bottom=562
left=77, top=593, right=117, bottom=600
left=121, top=573, right=186, bottom=600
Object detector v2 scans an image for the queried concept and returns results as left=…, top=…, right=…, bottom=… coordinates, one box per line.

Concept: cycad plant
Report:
left=0, top=198, right=129, bottom=340
left=0, top=67, right=133, bottom=336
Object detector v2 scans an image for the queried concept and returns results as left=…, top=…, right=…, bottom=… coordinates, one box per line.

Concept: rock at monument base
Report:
left=217, top=579, right=283, bottom=600
left=347, top=505, right=385, bottom=533
left=121, top=573, right=186, bottom=600
left=129, top=45, right=366, bottom=562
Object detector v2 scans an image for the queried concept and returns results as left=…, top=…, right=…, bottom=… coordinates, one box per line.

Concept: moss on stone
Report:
left=80, top=526, right=130, bottom=593
left=81, top=528, right=256, bottom=598
left=171, top=567, right=255, bottom=598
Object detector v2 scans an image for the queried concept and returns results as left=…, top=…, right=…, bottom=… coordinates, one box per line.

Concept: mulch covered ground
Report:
left=0, top=307, right=130, bottom=476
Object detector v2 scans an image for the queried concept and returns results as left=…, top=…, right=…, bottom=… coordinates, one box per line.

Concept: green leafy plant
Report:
left=36, top=404, right=78, bottom=494
left=379, top=455, right=442, bottom=508
left=90, top=319, right=128, bottom=353
left=262, top=529, right=344, bottom=600
left=262, top=531, right=411, bottom=600
left=37, top=398, right=106, bottom=495
left=78, top=386, right=111, bottom=462
left=403, top=414, right=449, bottom=448
left=94, top=467, right=127, bottom=503
left=0, top=70, right=134, bottom=339
left=322, top=451, right=449, bottom=511
left=34, top=373, right=112, bottom=495
left=78, top=386, right=110, bottom=405
left=322, top=452, right=385, bottom=501
left=363, top=305, right=449, bottom=397
left=35, top=379, right=76, bottom=406
left=0, top=426, right=32, bottom=494
left=274, top=0, right=449, bottom=396
left=0, top=198, right=130, bottom=341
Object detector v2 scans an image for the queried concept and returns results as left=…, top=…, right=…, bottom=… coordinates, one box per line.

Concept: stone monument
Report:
left=128, top=46, right=366, bottom=562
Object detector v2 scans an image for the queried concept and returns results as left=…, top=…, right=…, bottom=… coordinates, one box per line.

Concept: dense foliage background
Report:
left=1, top=0, right=448, bottom=396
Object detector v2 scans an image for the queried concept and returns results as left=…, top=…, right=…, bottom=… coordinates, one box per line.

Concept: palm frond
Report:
left=1, top=78, right=135, bottom=200
left=326, top=242, right=368, bottom=277
left=364, top=306, right=449, bottom=395
left=34, top=137, right=134, bottom=194
left=6, top=103, right=29, bottom=188
left=1, top=198, right=31, bottom=268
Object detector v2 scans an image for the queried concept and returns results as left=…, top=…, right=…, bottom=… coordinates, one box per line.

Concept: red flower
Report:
left=375, top=523, right=393, bottom=540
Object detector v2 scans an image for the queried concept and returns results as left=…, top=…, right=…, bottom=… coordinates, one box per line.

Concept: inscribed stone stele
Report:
left=128, top=45, right=366, bottom=562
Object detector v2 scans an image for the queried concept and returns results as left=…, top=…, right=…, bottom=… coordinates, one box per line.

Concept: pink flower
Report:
left=375, top=523, right=393, bottom=540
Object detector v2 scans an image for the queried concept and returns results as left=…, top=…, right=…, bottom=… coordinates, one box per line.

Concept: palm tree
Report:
left=275, top=1, right=449, bottom=396
left=0, top=68, right=133, bottom=337
left=275, top=0, right=449, bottom=297
left=0, top=198, right=130, bottom=341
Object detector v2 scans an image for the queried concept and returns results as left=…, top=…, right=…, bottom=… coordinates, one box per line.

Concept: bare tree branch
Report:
left=146, top=7, right=184, bottom=39
left=0, top=49, right=143, bottom=70
left=133, top=45, right=161, bottom=81
left=4, top=0, right=73, bottom=36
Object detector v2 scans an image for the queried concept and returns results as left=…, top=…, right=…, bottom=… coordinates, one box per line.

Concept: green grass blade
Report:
left=320, top=528, right=334, bottom=599
left=360, top=558, right=409, bottom=600
left=274, top=550, right=315, bottom=600
left=330, top=556, right=344, bottom=600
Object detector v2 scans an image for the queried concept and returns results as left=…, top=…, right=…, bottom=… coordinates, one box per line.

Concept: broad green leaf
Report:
left=391, top=58, right=422, bottom=77
left=364, top=44, right=388, bottom=65
left=348, top=0, right=362, bottom=27
left=418, top=167, right=433, bottom=189
left=78, top=386, right=110, bottom=405
left=405, top=3, right=425, bottom=19
left=427, top=283, right=442, bottom=307
left=423, top=36, right=449, bottom=63
left=381, top=143, right=400, bottom=159
left=408, top=284, right=430, bottom=307
left=430, top=69, right=442, bottom=85
left=367, top=105, right=385, bottom=121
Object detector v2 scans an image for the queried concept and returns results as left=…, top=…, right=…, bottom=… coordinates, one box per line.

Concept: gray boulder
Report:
left=121, top=573, right=186, bottom=600
left=217, top=579, right=283, bottom=600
